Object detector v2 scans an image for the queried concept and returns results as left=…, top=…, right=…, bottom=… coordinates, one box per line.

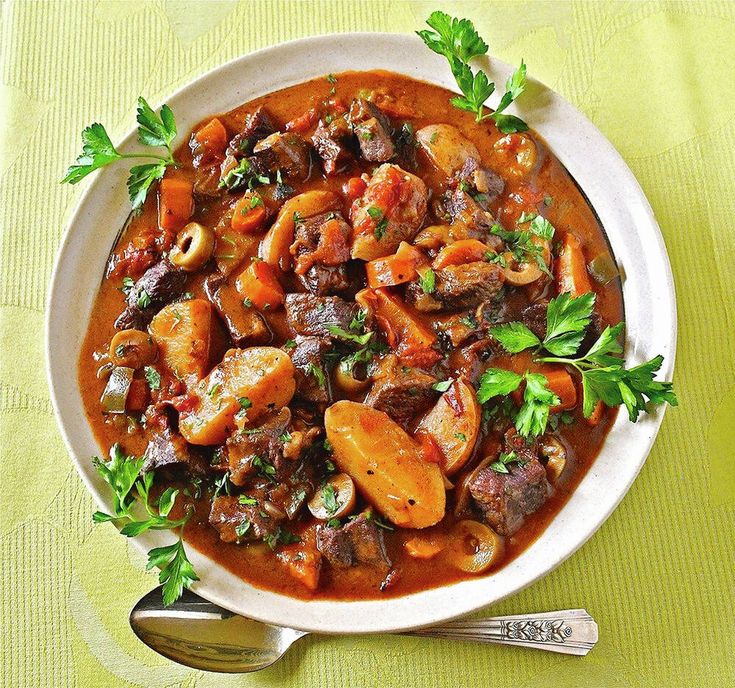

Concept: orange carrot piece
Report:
left=158, top=178, right=193, bottom=231
left=544, top=366, right=577, bottom=411
left=555, top=232, right=593, bottom=297
left=277, top=540, right=322, bottom=591
left=194, top=118, right=228, bottom=156
left=366, top=242, right=427, bottom=288
left=231, top=193, right=267, bottom=233
left=432, top=239, right=491, bottom=269
left=235, top=259, right=284, bottom=310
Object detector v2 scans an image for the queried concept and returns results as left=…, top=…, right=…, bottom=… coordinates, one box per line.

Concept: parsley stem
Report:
left=119, top=152, right=174, bottom=163
left=535, top=356, right=596, bottom=371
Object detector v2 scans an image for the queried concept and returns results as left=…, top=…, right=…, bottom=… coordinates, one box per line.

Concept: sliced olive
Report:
left=444, top=520, right=503, bottom=573
left=334, top=362, right=370, bottom=394
left=308, top=473, right=356, bottom=520
left=540, top=436, right=567, bottom=482
left=109, top=329, right=157, bottom=369
left=170, top=222, right=215, bottom=272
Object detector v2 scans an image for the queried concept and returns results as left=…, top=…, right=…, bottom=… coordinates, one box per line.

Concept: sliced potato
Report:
left=416, top=124, right=480, bottom=177
left=259, top=190, right=340, bottom=271
left=179, top=347, right=296, bottom=445
left=417, top=379, right=480, bottom=476
left=150, top=299, right=212, bottom=383
left=325, top=401, right=446, bottom=529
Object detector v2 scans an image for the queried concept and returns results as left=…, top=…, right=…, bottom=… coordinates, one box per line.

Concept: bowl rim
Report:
left=46, top=31, right=677, bottom=634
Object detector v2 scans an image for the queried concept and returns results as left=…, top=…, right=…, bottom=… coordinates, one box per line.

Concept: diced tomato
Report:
left=235, top=259, right=285, bottom=310
left=125, top=378, right=149, bottom=413
left=285, top=107, right=319, bottom=133
left=293, top=218, right=350, bottom=275
left=343, top=176, right=367, bottom=203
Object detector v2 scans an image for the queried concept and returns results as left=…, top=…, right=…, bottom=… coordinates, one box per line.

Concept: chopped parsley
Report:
left=419, top=268, right=436, bottom=294
left=144, top=365, right=161, bottom=391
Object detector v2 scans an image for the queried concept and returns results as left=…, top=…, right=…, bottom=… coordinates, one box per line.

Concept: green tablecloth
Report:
left=1, top=1, right=733, bottom=685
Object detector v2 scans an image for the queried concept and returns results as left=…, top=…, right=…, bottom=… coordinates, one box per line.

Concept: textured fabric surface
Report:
left=1, top=1, right=733, bottom=686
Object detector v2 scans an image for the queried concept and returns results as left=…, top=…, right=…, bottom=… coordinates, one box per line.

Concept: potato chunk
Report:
left=417, top=378, right=480, bottom=476
left=416, top=124, right=480, bottom=177
left=325, top=401, right=445, bottom=528
left=179, top=347, right=296, bottom=445
left=150, top=299, right=212, bottom=383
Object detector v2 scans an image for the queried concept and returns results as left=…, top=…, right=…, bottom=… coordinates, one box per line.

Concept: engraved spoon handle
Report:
left=404, top=609, right=598, bottom=655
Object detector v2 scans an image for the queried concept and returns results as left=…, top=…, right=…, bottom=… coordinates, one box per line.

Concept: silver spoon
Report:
left=130, top=587, right=598, bottom=672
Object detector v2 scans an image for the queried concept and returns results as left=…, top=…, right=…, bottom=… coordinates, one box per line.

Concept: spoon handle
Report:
left=405, top=608, right=597, bottom=655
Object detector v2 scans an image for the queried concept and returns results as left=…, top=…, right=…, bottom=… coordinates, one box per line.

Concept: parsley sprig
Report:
left=491, top=213, right=555, bottom=276
left=417, top=11, right=528, bottom=131
left=62, top=98, right=178, bottom=210
left=487, top=292, right=677, bottom=424
left=92, top=444, right=198, bottom=606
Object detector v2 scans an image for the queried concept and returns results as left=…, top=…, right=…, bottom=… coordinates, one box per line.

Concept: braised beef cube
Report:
left=469, top=434, right=550, bottom=536
left=364, top=355, right=438, bottom=426
left=115, top=260, right=187, bottom=330
left=204, top=274, right=271, bottom=346
left=142, top=425, right=208, bottom=476
left=348, top=98, right=395, bottom=162
left=316, top=512, right=391, bottom=569
left=252, top=132, right=311, bottom=180
left=455, top=157, right=504, bottom=203
left=291, top=211, right=352, bottom=295
left=404, top=281, right=443, bottom=313
left=209, top=494, right=281, bottom=543
left=312, top=116, right=353, bottom=175
left=192, top=164, right=224, bottom=197
left=227, top=106, right=278, bottom=157
left=289, top=336, right=333, bottom=405
left=434, top=262, right=505, bottom=311
left=284, top=293, right=360, bottom=338
left=226, top=408, right=291, bottom=486
left=444, top=188, right=502, bottom=251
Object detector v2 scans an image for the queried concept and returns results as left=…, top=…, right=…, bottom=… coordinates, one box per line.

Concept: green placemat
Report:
left=1, top=1, right=733, bottom=686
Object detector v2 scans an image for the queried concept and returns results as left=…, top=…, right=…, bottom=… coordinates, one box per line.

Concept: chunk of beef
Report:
left=311, top=115, right=353, bottom=175
left=226, top=408, right=291, bottom=485
left=348, top=98, right=395, bottom=162
left=433, top=262, right=505, bottom=311
left=404, top=281, right=443, bottom=313
left=289, top=336, right=333, bottom=405
left=350, top=163, right=428, bottom=261
left=204, top=274, right=271, bottom=346
left=227, top=106, right=278, bottom=158
left=316, top=511, right=391, bottom=569
left=252, top=132, right=311, bottom=180
left=284, top=293, right=359, bottom=338
left=115, top=260, right=187, bottom=330
left=455, top=157, right=504, bottom=202
left=469, top=432, right=551, bottom=535
left=290, top=211, right=352, bottom=295
left=209, top=494, right=281, bottom=543
left=444, top=188, right=503, bottom=251
left=142, top=424, right=208, bottom=476
left=364, top=355, right=438, bottom=426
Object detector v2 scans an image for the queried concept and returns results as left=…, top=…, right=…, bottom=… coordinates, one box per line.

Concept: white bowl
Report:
left=46, top=33, right=676, bottom=634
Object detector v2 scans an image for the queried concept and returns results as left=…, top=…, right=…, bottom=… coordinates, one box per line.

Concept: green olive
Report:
left=170, top=222, right=215, bottom=272
left=334, top=362, right=370, bottom=394
left=109, top=329, right=157, bottom=369
left=308, top=473, right=356, bottom=520
left=540, top=436, right=567, bottom=482
left=444, top=520, right=503, bottom=573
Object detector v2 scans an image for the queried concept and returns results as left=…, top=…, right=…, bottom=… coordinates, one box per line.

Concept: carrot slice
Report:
left=343, top=176, right=367, bottom=203
left=158, top=178, right=193, bottom=231
left=231, top=193, right=267, bottom=233
left=555, top=232, right=593, bottom=296
left=544, top=366, right=577, bottom=411
left=235, top=259, right=284, bottom=310
left=432, top=239, right=490, bottom=269
left=194, top=118, right=228, bottom=157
